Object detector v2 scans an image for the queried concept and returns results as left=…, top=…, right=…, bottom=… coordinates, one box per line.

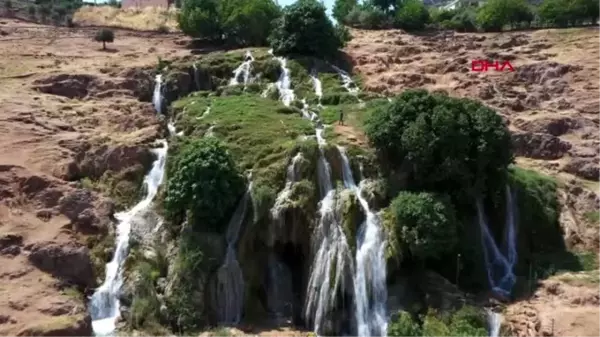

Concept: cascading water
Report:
left=275, top=57, right=296, bottom=107
left=152, top=74, right=163, bottom=114
left=487, top=310, right=503, bottom=337
left=229, top=51, right=254, bottom=87
left=211, top=181, right=253, bottom=325
left=476, top=185, right=518, bottom=298
left=310, top=69, right=323, bottom=106
left=477, top=186, right=518, bottom=337
left=338, top=146, right=388, bottom=337
left=193, top=63, right=201, bottom=90
left=89, top=140, right=168, bottom=336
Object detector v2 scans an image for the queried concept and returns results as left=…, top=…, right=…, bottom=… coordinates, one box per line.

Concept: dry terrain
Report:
left=0, top=12, right=597, bottom=336
left=344, top=27, right=600, bottom=337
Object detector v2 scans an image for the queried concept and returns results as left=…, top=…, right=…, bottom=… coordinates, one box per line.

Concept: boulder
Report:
left=511, top=131, right=571, bottom=160
left=27, top=241, right=94, bottom=288
left=16, top=314, right=92, bottom=336
left=562, top=158, right=599, bottom=181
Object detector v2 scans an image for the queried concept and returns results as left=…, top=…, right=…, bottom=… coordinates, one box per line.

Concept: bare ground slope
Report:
left=344, top=27, right=600, bottom=337
left=0, top=18, right=188, bottom=335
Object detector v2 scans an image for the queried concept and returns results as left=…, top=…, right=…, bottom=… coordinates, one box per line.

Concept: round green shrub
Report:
left=164, top=137, right=245, bottom=232
left=390, top=191, right=458, bottom=260
left=365, top=89, right=513, bottom=201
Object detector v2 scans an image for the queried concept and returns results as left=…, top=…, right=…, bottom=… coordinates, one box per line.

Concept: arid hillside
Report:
left=0, top=12, right=597, bottom=336
left=344, top=27, right=599, bottom=337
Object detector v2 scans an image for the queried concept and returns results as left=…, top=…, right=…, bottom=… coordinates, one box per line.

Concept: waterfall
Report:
left=271, top=153, right=303, bottom=229
left=193, top=63, right=200, bottom=90
left=89, top=140, right=168, bottom=336
left=229, top=51, right=254, bottom=87
left=332, top=65, right=363, bottom=106
left=275, top=57, right=295, bottom=107
left=310, top=69, right=323, bottom=106
left=212, top=181, right=253, bottom=325
left=152, top=74, right=163, bottom=114
left=338, top=146, right=388, bottom=337
left=476, top=185, right=518, bottom=298
left=487, top=310, right=503, bottom=337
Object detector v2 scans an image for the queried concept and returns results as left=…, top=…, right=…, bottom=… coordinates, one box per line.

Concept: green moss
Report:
left=19, top=315, right=88, bottom=336
left=173, top=94, right=314, bottom=192
left=87, top=231, right=116, bottom=284
left=78, top=164, right=146, bottom=211
left=381, top=207, right=403, bottom=268
left=339, top=189, right=362, bottom=254
left=584, top=210, right=599, bottom=224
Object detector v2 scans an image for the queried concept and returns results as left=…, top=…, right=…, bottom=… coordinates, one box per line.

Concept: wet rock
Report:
left=562, top=158, right=599, bottom=180
left=116, top=67, right=155, bottom=101
left=511, top=131, right=571, bottom=160
left=58, top=189, right=106, bottom=234
left=16, top=314, right=92, bottom=336
left=28, top=241, right=94, bottom=287
left=164, top=70, right=192, bottom=103
left=76, top=144, right=153, bottom=181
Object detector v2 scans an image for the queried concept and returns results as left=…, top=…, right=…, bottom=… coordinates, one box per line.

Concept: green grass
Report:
left=584, top=211, right=599, bottom=224
left=173, top=94, right=315, bottom=191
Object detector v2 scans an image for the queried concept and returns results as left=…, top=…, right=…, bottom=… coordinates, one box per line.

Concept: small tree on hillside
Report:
left=4, top=0, right=12, bottom=16
left=268, top=0, right=343, bottom=59
left=28, top=5, right=36, bottom=19
left=94, top=29, right=114, bottom=50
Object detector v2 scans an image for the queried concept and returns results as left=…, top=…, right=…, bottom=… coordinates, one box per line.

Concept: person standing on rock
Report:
left=339, top=110, right=344, bottom=125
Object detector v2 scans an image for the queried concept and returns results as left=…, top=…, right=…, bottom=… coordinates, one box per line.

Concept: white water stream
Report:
left=275, top=57, right=296, bottom=107
left=212, top=181, right=253, bottom=325
left=152, top=74, right=163, bottom=114
left=89, top=140, right=168, bottom=335
left=229, top=51, right=254, bottom=87
left=338, top=146, right=388, bottom=337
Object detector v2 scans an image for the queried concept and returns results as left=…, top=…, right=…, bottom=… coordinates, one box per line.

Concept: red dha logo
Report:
left=471, top=60, right=515, bottom=72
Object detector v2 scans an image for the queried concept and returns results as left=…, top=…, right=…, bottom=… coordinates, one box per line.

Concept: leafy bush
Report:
left=94, top=29, right=114, bottom=50
left=364, top=89, right=513, bottom=202
left=220, top=0, right=281, bottom=46
left=421, top=307, right=488, bottom=336
left=389, top=311, right=421, bottom=336
left=395, top=0, right=430, bottom=31
left=389, top=192, right=458, bottom=260
left=268, top=0, right=343, bottom=59
left=345, top=4, right=389, bottom=29
left=538, top=0, right=598, bottom=26
left=178, top=0, right=222, bottom=40
left=164, top=137, right=245, bottom=232
left=28, top=4, right=36, bottom=17
left=476, top=0, right=533, bottom=31
left=333, top=0, right=358, bottom=23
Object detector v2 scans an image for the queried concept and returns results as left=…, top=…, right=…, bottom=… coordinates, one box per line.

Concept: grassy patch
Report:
left=584, top=211, right=599, bottom=224
left=86, top=231, right=116, bottom=284
left=19, top=315, right=86, bottom=335
left=79, top=164, right=146, bottom=210
left=173, top=94, right=314, bottom=191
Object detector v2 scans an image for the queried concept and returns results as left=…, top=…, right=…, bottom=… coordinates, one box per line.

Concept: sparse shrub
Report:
left=28, top=4, right=36, bottom=18
left=157, top=24, right=170, bottom=33
left=333, top=0, right=358, bottom=24
left=94, top=28, right=115, bottom=50
left=389, top=311, right=422, bottom=336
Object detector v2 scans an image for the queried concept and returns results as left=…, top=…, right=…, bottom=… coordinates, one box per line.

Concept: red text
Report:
left=471, top=60, right=515, bottom=72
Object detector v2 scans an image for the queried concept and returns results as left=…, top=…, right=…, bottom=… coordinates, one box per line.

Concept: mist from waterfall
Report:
left=89, top=140, right=168, bottom=336
left=229, top=51, right=254, bottom=87
left=476, top=185, right=518, bottom=298
left=152, top=74, right=163, bottom=114
left=338, top=146, right=388, bottom=337
left=211, top=181, right=253, bottom=325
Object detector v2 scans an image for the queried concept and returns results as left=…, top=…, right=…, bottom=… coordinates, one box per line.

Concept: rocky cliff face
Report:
left=0, top=18, right=185, bottom=335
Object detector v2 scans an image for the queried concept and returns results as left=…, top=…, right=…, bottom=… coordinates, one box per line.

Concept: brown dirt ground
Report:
left=343, top=27, right=600, bottom=337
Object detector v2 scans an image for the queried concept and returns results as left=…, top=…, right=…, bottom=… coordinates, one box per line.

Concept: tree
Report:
left=268, top=0, right=343, bottom=59
left=94, top=29, right=114, bottom=50
left=28, top=5, right=36, bottom=18
left=164, top=137, right=245, bottom=232
left=333, top=0, right=357, bottom=24
left=390, top=192, right=458, bottom=260
left=39, top=4, right=51, bottom=22
left=395, top=0, right=430, bottom=30
left=476, top=0, right=533, bottom=31
left=345, top=3, right=388, bottom=29
left=4, top=0, right=12, bottom=16
left=220, top=0, right=280, bottom=46
left=364, top=90, right=513, bottom=201
left=389, top=311, right=422, bottom=336
left=178, top=0, right=222, bottom=40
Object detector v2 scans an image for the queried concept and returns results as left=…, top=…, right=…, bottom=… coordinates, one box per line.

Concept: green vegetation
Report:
left=269, top=0, right=346, bottom=59
left=389, top=192, right=458, bottom=261
left=365, top=90, right=513, bottom=203
left=172, top=94, right=314, bottom=191
left=27, top=0, right=82, bottom=24
left=164, top=137, right=245, bottom=233
left=94, top=28, right=115, bottom=50
left=178, top=0, right=280, bottom=46
left=335, top=0, right=599, bottom=32
left=584, top=210, right=599, bottom=224
left=388, top=306, right=488, bottom=337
